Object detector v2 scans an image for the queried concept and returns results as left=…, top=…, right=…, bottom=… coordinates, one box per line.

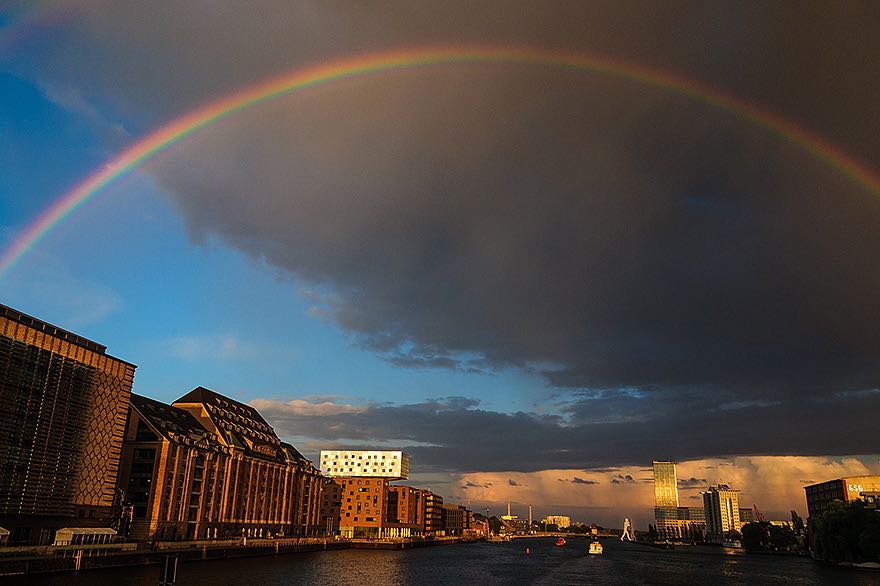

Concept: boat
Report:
left=588, top=540, right=603, bottom=555
left=555, top=537, right=566, bottom=546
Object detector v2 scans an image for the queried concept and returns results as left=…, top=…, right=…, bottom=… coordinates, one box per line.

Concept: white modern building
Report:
left=319, top=450, right=409, bottom=480
left=542, top=515, right=571, bottom=529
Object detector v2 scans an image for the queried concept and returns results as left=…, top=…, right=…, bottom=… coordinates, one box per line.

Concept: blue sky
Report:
left=0, top=66, right=545, bottom=413
left=2, top=3, right=879, bottom=523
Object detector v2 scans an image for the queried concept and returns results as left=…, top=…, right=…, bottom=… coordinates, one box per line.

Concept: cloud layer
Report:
left=253, top=393, right=880, bottom=473
left=450, top=456, right=879, bottom=527
left=9, top=3, right=880, bottom=472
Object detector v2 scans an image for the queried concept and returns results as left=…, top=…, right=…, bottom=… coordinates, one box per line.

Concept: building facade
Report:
left=542, top=515, right=571, bottom=529
left=335, top=476, right=388, bottom=538
left=0, top=304, right=136, bottom=544
left=386, top=485, right=423, bottom=537
left=650, top=461, right=706, bottom=539
left=653, top=461, right=679, bottom=538
left=319, top=450, right=409, bottom=480
left=423, top=491, right=444, bottom=536
left=320, top=478, right=342, bottom=535
left=441, top=504, right=470, bottom=536
left=739, top=507, right=756, bottom=524
left=803, top=476, right=880, bottom=519
left=116, top=388, right=322, bottom=541
left=703, top=484, right=741, bottom=542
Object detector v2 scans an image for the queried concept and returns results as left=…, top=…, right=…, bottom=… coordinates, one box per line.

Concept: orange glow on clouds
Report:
left=455, top=455, right=879, bottom=528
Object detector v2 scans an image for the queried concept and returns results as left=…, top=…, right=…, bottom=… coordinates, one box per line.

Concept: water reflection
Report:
left=8, top=538, right=880, bottom=586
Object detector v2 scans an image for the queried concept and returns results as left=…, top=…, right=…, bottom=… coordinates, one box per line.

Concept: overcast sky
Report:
left=1, top=2, right=878, bottom=525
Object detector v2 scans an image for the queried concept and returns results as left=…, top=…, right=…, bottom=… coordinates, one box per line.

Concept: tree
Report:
left=742, top=522, right=770, bottom=552
left=646, top=523, right=658, bottom=542
left=769, top=524, right=799, bottom=552
left=790, top=510, right=805, bottom=537
left=742, top=522, right=799, bottom=553
left=811, top=500, right=880, bottom=563
left=723, top=529, right=742, bottom=544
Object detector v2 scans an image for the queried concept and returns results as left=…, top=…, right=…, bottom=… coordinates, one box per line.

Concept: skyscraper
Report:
left=653, top=461, right=679, bottom=538
left=703, top=484, right=741, bottom=542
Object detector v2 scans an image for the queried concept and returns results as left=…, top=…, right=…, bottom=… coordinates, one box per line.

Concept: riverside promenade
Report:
left=0, top=536, right=479, bottom=577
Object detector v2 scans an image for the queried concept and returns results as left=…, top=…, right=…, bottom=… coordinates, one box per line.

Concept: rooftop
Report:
left=0, top=302, right=136, bottom=366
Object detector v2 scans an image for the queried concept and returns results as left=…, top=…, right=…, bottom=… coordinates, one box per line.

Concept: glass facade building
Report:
left=653, top=461, right=680, bottom=538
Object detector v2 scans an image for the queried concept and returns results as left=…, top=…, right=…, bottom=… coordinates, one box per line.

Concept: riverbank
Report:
left=0, top=536, right=478, bottom=577
left=8, top=536, right=867, bottom=586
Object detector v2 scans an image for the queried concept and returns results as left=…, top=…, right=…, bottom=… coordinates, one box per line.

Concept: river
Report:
left=10, top=537, right=880, bottom=585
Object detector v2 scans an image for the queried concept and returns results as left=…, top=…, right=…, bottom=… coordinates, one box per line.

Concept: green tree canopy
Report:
left=811, top=500, right=880, bottom=563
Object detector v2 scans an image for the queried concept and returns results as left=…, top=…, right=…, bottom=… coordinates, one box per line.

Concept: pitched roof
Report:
left=174, top=386, right=271, bottom=427
left=130, top=393, right=218, bottom=447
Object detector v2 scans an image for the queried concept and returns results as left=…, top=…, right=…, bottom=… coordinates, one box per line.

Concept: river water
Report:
left=12, top=538, right=880, bottom=585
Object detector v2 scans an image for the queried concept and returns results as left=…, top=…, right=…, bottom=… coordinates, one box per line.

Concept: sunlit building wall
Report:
left=703, top=484, right=741, bottom=542
left=803, top=476, right=880, bottom=519
left=336, top=476, right=388, bottom=538
left=319, top=450, right=409, bottom=480
left=0, top=304, right=135, bottom=544
left=653, top=461, right=680, bottom=539
left=386, top=485, right=423, bottom=537
left=423, top=491, right=444, bottom=536
left=117, top=388, right=322, bottom=541
left=542, top=515, right=571, bottom=528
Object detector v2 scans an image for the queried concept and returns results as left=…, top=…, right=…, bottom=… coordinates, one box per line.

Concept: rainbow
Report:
left=2, top=44, right=879, bottom=279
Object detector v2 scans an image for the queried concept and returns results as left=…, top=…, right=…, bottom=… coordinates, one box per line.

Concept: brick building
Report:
left=336, top=477, right=388, bottom=538
left=386, top=485, right=423, bottom=537
left=423, top=491, right=444, bottom=536
left=116, top=388, right=322, bottom=541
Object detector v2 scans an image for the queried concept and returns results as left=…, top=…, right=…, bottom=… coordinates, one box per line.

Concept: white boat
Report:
left=589, top=540, right=603, bottom=555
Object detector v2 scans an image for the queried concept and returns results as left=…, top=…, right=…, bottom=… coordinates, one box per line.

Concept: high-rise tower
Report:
left=703, top=484, right=741, bottom=542
left=653, top=461, right=680, bottom=539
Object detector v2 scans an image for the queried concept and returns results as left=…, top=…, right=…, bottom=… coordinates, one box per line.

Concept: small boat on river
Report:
left=589, top=540, right=603, bottom=555
left=555, top=537, right=566, bottom=546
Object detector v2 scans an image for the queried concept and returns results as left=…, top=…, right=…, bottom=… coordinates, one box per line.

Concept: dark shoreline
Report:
left=0, top=537, right=479, bottom=577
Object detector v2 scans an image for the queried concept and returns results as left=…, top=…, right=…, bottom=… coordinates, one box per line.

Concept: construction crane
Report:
left=753, top=504, right=767, bottom=523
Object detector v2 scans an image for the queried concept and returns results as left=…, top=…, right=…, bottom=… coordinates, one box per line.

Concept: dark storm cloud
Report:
left=567, top=478, right=599, bottom=485
left=678, top=477, right=707, bottom=489
left=256, top=388, right=880, bottom=473
left=16, top=3, right=880, bottom=465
